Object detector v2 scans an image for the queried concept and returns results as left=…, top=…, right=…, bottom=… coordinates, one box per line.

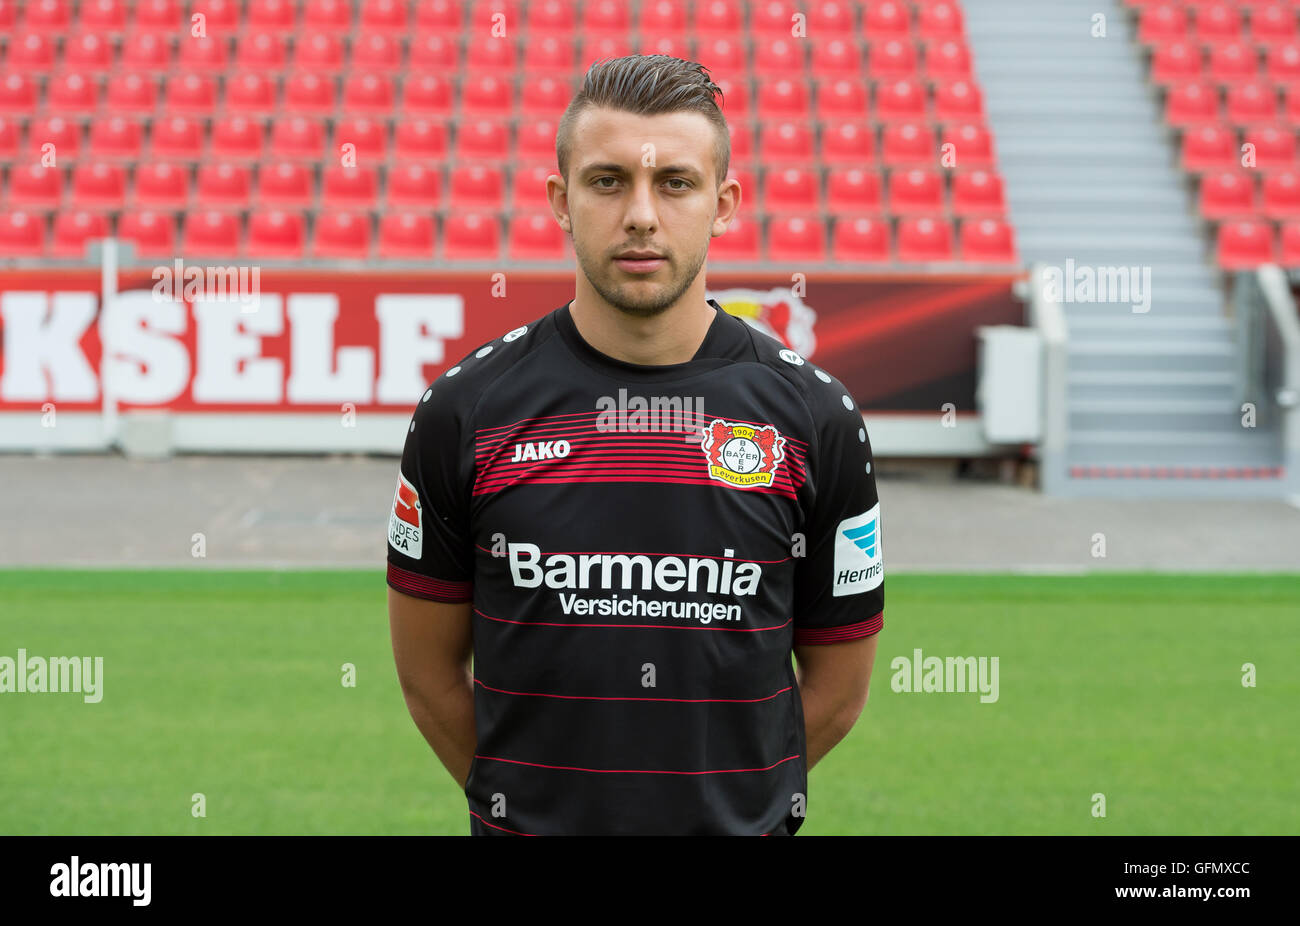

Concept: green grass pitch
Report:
left=1, top=570, right=1296, bottom=835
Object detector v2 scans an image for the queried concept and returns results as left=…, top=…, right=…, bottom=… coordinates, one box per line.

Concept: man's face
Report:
left=551, top=107, right=739, bottom=319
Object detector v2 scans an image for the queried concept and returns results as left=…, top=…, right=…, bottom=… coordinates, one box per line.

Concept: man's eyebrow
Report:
left=579, top=163, right=704, bottom=179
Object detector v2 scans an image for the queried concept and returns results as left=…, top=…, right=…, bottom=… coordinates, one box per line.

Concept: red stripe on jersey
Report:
left=387, top=563, right=472, bottom=602
left=473, top=752, right=802, bottom=775
left=473, top=677, right=795, bottom=703
left=793, top=612, right=883, bottom=645
left=468, top=810, right=537, bottom=836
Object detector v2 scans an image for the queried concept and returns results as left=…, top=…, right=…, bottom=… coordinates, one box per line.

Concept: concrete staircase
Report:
left=965, top=0, right=1286, bottom=496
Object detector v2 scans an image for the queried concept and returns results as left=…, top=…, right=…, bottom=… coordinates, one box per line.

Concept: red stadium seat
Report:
left=933, top=79, right=984, bottom=121
left=449, top=165, right=505, bottom=210
left=70, top=162, right=126, bottom=210
left=882, top=121, right=935, bottom=166
left=864, top=0, right=911, bottom=39
left=1182, top=123, right=1238, bottom=169
left=714, top=77, right=750, bottom=120
left=0, top=211, right=45, bottom=256
left=1217, top=219, right=1275, bottom=267
left=521, top=75, right=573, bottom=119
left=270, top=117, right=327, bottom=161
left=756, top=79, right=811, bottom=120
left=132, top=162, right=190, bottom=209
left=1262, top=169, right=1300, bottom=216
left=236, top=34, right=288, bottom=73
left=524, top=35, right=576, bottom=75
left=47, top=73, right=99, bottom=115
left=462, top=74, right=514, bottom=118
left=694, top=0, right=743, bottom=36
left=1226, top=81, right=1279, bottom=124
left=529, top=0, right=577, bottom=34
left=406, top=34, right=459, bottom=73
left=257, top=162, right=313, bottom=209
left=877, top=78, right=928, bottom=122
left=822, top=122, right=876, bottom=165
left=1153, top=41, right=1204, bottom=84
left=751, top=0, right=801, bottom=37
left=294, top=34, right=345, bottom=73
left=7, top=35, right=55, bottom=74
left=211, top=117, right=265, bottom=161
left=179, top=35, right=227, bottom=74
left=28, top=118, right=82, bottom=164
left=1207, top=41, right=1259, bottom=84
left=393, top=120, right=449, bottom=162
left=697, top=36, right=747, bottom=75
left=1199, top=170, right=1256, bottom=217
left=827, top=169, right=884, bottom=215
left=302, top=0, right=352, bottom=34
left=811, top=39, right=864, bottom=79
left=247, top=210, right=306, bottom=258
left=1281, top=221, right=1300, bottom=266
left=414, top=0, right=460, bottom=33
left=182, top=210, right=241, bottom=256
left=1252, top=4, right=1298, bottom=46
left=817, top=79, right=870, bottom=120
left=728, top=122, right=755, bottom=162
left=225, top=73, right=276, bottom=116
left=1195, top=3, right=1242, bottom=44
left=352, top=33, right=403, bottom=74
left=464, top=35, right=516, bottom=74
left=1243, top=124, right=1296, bottom=167
left=941, top=123, right=995, bottom=168
left=869, top=39, right=919, bottom=80
left=195, top=163, right=251, bottom=209
left=1139, top=3, right=1188, bottom=44
left=378, top=212, right=435, bottom=259
left=897, top=215, right=955, bottom=262
left=517, top=119, right=559, bottom=162
left=122, top=32, right=174, bottom=72
left=343, top=73, right=395, bottom=115
left=510, top=164, right=553, bottom=211
left=335, top=117, right=387, bottom=162
left=808, top=0, right=853, bottom=33
left=1166, top=82, right=1221, bottom=125
left=917, top=1, right=964, bottom=39
left=360, top=0, right=407, bottom=33
left=283, top=74, right=336, bottom=116
left=312, top=211, right=371, bottom=259
left=80, top=0, right=128, bottom=30
left=0, top=74, right=38, bottom=116
left=63, top=34, right=113, bottom=73
left=888, top=168, right=945, bottom=214
left=0, top=117, right=19, bottom=160
left=951, top=170, right=1007, bottom=216
left=118, top=210, right=176, bottom=258
left=764, top=167, right=821, bottom=213
left=1266, top=42, right=1300, bottom=82
left=508, top=211, right=567, bottom=260
left=22, top=0, right=71, bottom=32
left=832, top=216, right=890, bottom=262
left=135, top=0, right=183, bottom=31
left=443, top=212, right=501, bottom=260
left=388, top=163, right=442, bottom=209
left=246, top=0, right=296, bottom=31
left=7, top=165, right=63, bottom=210
left=50, top=210, right=109, bottom=259
left=401, top=74, right=454, bottom=117
left=164, top=74, right=217, bottom=115
left=926, top=39, right=973, bottom=79
left=151, top=116, right=203, bottom=161
left=454, top=119, right=510, bottom=161
left=752, top=37, right=805, bottom=78
left=322, top=165, right=378, bottom=209
left=759, top=122, right=815, bottom=165
left=960, top=218, right=1017, bottom=263
left=708, top=213, right=760, bottom=261
left=768, top=214, right=826, bottom=261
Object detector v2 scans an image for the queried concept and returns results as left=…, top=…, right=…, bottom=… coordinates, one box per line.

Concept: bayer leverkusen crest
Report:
left=700, top=419, right=785, bottom=488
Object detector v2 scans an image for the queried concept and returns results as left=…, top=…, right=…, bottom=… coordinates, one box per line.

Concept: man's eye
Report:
left=595, top=177, right=616, bottom=188
left=667, top=178, right=690, bottom=190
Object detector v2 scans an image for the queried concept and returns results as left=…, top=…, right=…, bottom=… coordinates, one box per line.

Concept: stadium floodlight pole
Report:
left=99, top=235, right=119, bottom=449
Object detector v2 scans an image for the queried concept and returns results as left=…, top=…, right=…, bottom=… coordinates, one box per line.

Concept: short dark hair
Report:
left=555, top=55, right=731, bottom=192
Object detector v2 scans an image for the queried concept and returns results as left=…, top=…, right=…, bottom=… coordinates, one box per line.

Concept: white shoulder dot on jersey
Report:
left=865, top=462, right=872, bottom=474
left=476, top=345, right=493, bottom=358
left=814, top=369, right=832, bottom=383
left=841, top=394, right=854, bottom=411
left=446, top=366, right=461, bottom=377
left=410, top=420, right=415, bottom=432
left=858, top=427, right=866, bottom=443
left=421, top=388, right=432, bottom=403
left=779, top=348, right=804, bottom=365
left=503, top=326, right=527, bottom=342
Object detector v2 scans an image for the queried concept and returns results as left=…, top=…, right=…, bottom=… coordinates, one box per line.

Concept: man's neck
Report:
left=568, top=296, right=717, bottom=366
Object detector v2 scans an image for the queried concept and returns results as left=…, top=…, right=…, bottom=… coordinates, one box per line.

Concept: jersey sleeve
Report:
left=791, top=376, right=884, bottom=645
left=385, top=376, right=474, bottom=603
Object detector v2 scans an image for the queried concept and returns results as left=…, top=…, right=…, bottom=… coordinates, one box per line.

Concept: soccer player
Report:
left=387, top=55, right=884, bottom=835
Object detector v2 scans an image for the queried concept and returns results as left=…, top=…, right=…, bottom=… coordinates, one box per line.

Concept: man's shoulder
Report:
left=729, top=313, right=855, bottom=426
left=418, top=304, right=563, bottom=412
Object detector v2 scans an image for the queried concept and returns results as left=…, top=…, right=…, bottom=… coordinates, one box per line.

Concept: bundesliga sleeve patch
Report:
left=388, top=471, right=423, bottom=559
left=832, top=503, right=883, bottom=597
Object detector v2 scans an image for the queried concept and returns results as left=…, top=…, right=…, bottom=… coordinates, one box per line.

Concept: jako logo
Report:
left=511, top=440, right=571, bottom=462
left=50, top=856, right=151, bottom=906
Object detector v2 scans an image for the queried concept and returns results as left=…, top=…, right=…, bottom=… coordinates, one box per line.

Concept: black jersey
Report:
left=386, top=296, right=884, bottom=835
